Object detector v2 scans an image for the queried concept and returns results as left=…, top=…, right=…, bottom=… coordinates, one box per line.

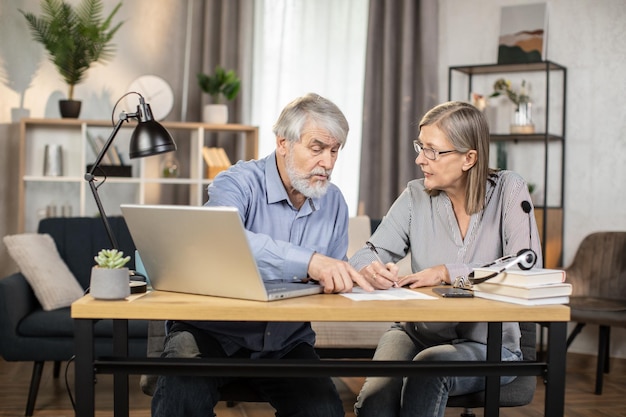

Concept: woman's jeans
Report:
left=354, top=325, right=522, bottom=417
left=152, top=328, right=344, bottom=417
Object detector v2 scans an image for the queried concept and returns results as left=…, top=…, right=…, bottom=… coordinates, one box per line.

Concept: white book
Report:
left=472, top=282, right=572, bottom=299
left=474, top=291, right=569, bottom=306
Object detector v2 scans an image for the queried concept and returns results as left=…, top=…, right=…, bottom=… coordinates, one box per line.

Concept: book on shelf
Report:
left=202, top=147, right=231, bottom=179
left=107, top=143, right=123, bottom=165
left=471, top=267, right=566, bottom=287
left=473, top=291, right=569, bottom=306
left=472, top=282, right=572, bottom=299
left=87, top=132, right=124, bottom=165
left=86, top=131, right=100, bottom=160
left=214, top=147, right=232, bottom=167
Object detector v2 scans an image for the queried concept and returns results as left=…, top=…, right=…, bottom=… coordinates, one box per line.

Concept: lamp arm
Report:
left=87, top=179, right=119, bottom=249
left=84, top=113, right=134, bottom=249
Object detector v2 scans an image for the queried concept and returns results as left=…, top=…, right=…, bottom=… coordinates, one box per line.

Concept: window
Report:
left=251, top=0, right=369, bottom=215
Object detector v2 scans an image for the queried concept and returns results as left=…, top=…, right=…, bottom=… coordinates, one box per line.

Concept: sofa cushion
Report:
left=3, top=233, right=84, bottom=311
left=37, top=217, right=137, bottom=289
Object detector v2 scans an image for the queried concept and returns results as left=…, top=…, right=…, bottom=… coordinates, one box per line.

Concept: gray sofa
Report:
left=0, top=217, right=149, bottom=416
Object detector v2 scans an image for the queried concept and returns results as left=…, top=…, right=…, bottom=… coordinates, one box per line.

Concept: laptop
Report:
left=120, top=204, right=323, bottom=301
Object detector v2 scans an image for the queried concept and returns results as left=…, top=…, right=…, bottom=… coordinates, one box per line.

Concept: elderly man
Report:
left=152, top=93, right=372, bottom=417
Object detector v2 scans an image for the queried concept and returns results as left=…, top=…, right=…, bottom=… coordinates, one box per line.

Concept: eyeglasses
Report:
left=413, top=140, right=457, bottom=161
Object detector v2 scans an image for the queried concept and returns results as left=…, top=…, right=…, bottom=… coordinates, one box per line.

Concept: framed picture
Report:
left=497, top=3, right=547, bottom=64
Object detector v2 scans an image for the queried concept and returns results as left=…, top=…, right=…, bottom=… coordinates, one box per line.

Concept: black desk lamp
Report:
left=85, top=92, right=177, bottom=250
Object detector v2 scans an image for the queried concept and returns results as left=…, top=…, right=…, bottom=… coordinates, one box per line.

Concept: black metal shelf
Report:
left=448, top=61, right=567, bottom=267
left=449, top=60, right=566, bottom=75
left=490, top=133, right=564, bottom=143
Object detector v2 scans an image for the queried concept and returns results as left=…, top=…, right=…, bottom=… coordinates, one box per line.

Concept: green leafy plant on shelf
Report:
left=94, top=249, right=130, bottom=269
left=197, top=66, right=241, bottom=104
left=20, top=0, right=124, bottom=101
left=489, top=78, right=530, bottom=107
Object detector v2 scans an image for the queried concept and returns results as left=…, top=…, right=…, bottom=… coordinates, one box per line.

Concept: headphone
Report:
left=467, top=249, right=537, bottom=285
left=453, top=201, right=538, bottom=289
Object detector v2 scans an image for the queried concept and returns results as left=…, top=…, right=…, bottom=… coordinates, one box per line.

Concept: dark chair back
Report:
left=564, top=231, right=626, bottom=394
left=38, top=216, right=136, bottom=289
left=566, top=231, right=626, bottom=302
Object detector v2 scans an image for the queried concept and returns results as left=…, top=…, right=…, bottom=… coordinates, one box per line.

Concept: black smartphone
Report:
left=432, top=287, right=474, bottom=298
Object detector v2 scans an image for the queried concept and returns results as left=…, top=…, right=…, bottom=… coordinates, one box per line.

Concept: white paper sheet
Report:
left=340, top=287, right=437, bottom=301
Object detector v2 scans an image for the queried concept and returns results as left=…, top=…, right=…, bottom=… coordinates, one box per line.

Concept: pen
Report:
left=366, top=241, right=399, bottom=287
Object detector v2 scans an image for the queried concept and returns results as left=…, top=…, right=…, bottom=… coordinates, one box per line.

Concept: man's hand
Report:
left=308, top=253, right=374, bottom=293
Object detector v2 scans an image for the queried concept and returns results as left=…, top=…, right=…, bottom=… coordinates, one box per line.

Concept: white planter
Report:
left=203, top=104, right=228, bottom=124
left=89, top=267, right=130, bottom=300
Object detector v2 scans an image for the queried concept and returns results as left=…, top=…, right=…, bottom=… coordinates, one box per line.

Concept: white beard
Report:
left=285, top=151, right=332, bottom=199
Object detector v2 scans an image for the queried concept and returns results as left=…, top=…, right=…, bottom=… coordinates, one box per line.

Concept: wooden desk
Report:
left=71, top=289, right=570, bottom=417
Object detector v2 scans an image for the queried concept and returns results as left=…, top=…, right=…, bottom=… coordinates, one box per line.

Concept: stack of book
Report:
left=471, top=267, right=571, bottom=305
left=202, top=147, right=232, bottom=179
left=86, top=131, right=131, bottom=177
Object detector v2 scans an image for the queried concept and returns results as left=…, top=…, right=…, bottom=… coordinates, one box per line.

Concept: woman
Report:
left=349, top=101, right=542, bottom=417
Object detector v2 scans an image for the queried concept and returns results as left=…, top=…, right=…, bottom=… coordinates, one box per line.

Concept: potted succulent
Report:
left=197, top=65, right=241, bottom=124
left=89, top=249, right=131, bottom=300
left=20, top=0, right=124, bottom=118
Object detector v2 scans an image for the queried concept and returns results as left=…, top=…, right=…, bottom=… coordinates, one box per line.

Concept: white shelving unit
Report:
left=16, top=118, right=258, bottom=233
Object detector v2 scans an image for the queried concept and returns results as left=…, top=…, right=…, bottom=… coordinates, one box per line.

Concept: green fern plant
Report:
left=94, top=249, right=130, bottom=269
left=197, top=66, right=241, bottom=104
left=20, top=0, right=124, bottom=100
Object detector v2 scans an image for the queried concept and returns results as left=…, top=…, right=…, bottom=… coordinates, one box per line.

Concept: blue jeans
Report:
left=151, top=329, right=344, bottom=417
left=354, top=325, right=521, bottom=417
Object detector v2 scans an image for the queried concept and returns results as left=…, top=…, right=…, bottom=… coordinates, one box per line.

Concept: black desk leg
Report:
left=113, top=319, right=129, bottom=417
left=484, top=322, right=502, bottom=417
left=544, top=322, right=566, bottom=417
left=75, top=319, right=95, bottom=417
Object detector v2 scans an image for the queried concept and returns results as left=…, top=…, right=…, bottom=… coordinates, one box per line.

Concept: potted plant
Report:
left=89, top=249, right=131, bottom=300
left=197, top=65, right=241, bottom=124
left=20, top=0, right=124, bottom=118
left=490, top=78, right=534, bottom=134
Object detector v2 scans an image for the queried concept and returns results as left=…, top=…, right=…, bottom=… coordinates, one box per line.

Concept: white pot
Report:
left=89, top=267, right=130, bottom=300
left=203, top=104, right=229, bottom=124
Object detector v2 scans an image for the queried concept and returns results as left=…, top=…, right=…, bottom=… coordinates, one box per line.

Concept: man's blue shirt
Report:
left=179, top=152, right=349, bottom=358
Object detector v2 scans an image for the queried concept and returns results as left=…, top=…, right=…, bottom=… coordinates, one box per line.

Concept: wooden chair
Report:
left=564, top=231, right=626, bottom=394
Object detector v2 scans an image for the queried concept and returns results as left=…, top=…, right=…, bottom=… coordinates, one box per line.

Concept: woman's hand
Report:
left=397, top=265, right=449, bottom=288
left=358, top=261, right=400, bottom=290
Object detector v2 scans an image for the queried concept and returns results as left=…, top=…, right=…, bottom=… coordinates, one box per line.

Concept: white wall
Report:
left=439, top=0, right=626, bottom=358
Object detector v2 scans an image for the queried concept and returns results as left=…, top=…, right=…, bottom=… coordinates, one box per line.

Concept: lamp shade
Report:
left=129, top=119, right=177, bottom=159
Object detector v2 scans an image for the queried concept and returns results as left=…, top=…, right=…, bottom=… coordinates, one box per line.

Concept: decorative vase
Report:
left=203, top=104, right=228, bottom=124
left=89, top=267, right=130, bottom=300
left=59, top=99, right=82, bottom=118
left=510, top=100, right=534, bottom=134
left=43, top=144, right=63, bottom=176
left=160, top=154, right=180, bottom=178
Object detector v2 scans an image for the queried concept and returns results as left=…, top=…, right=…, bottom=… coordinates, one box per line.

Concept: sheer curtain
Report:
left=250, top=0, right=369, bottom=216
